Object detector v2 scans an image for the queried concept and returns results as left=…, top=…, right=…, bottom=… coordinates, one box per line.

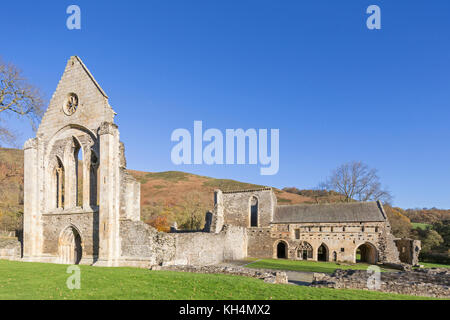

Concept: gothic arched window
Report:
left=250, top=196, right=258, bottom=227
left=55, top=158, right=65, bottom=209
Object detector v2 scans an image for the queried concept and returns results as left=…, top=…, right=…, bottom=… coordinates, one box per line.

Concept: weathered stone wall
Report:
left=395, top=239, right=421, bottom=265
left=119, top=169, right=140, bottom=221
left=312, top=268, right=450, bottom=298
left=216, top=188, right=276, bottom=229
left=41, top=211, right=98, bottom=264
left=154, top=265, right=288, bottom=284
left=0, top=238, right=21, bottom=260
left=269, top=221, right=391, bottom=263
left=247, top=227, right=273, bottom=258
left=171, top=226, right=247, bottom=265
left=119, top=220, right=176, bottom=267
left=37, top=56, right=114, bottom=140
left=119, top=221, right=247, bottom=267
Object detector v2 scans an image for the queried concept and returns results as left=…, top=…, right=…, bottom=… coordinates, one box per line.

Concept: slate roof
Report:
left=273, top=201, right=387, bottom=223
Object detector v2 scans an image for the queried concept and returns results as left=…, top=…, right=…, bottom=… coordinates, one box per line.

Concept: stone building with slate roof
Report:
left=210, top=188, right=412, bottom=264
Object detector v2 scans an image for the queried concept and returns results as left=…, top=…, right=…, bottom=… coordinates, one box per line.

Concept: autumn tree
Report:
left=321, top=161, right=392, bottom=204
left=0, top=162, right=22, bottom=200
left=178, top=192, right=208, bottom=231
left=383, top=205, right=412, bottom=238
left=0, top=57, right=44, bottom=146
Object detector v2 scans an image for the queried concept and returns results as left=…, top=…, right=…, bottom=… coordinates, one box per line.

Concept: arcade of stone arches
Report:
left=275, top=240, right=378, bottom=264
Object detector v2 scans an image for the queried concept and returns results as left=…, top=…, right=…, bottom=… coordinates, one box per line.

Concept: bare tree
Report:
left=0, top=57, right=44, bottom=146
left=321, top=161, right=392, bottom=204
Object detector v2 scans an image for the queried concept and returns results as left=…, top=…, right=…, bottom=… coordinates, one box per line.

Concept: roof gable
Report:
left=37, top=56, right=115, bottom=138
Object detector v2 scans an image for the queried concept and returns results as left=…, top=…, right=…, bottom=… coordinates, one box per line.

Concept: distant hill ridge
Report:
left=1, top=147, right=448, bottom=233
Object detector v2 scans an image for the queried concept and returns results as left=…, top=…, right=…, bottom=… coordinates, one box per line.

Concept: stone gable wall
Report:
left=37, top=56, right=114, bottom=139
left=218, top=189, right=276, bottom=228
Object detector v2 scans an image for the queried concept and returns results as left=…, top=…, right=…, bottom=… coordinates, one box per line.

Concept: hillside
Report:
left=1, top=147, right=443, bottom=236
left=0, top=148, right=315, bottom=230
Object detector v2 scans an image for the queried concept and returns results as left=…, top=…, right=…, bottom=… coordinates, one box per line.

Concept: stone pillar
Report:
left=97, top=122, right=120, bottom=266
left=23, top=138, right=41, bottom=259
left=211, top=190, right=224, bottom=233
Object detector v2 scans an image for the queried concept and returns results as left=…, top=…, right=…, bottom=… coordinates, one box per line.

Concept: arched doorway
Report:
left=276, top=241, right=287, bottom=259
left=356, top=242, right=377, bottom=264
left=317, top=244, right=329, bottom=261
left=58, top=226, right=82, bottom=264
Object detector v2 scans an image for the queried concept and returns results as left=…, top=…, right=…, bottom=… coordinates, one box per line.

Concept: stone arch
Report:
left=274, top=240, right=288, bottom=259
left=296, top=241, right=313, bottom=260
left=58, top=225, right=83, bottom=264
left=317, top=243, right=329, bottom=261
left=355, top=242, right=378, bottom=264
left=249, top=196, right=259, bottom=227
left=44, top=125, right=98, bottom=211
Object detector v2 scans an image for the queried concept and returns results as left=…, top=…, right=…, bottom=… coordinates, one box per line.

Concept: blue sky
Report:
left=1, top=1, right=449, bottom=209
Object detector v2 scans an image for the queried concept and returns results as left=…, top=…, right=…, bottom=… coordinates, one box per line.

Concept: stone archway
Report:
left=58, top=226, right=83, bottom=264
left=317, top=243, right=329, bottom=261
left=276, top=241, right=288, bottom=259
left=356, top=242, right=378, bottom=264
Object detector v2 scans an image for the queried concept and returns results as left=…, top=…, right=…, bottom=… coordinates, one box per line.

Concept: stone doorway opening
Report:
left=356, top=242, right=377, bottom=264
left=317, top=244, right=328, bottom=261
left=276, top=241, right=287, bottom=259
left=58, top=226, right=83, bottom=264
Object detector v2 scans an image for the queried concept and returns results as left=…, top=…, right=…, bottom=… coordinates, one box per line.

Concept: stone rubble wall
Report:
left=0, top=238, right=21, bottom=261
left=311, top=268, right=450, bottom=298
left=171, top=225, right=247, bottom=266
left=119, top=220, right=176, bottom=267
left=153, top=265, right=288, bottom=284
left=119, top=221, right=247, bottom=268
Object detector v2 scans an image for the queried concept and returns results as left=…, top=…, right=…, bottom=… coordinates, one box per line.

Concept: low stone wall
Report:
left=119, top=222, right=247, bottom=267
left=153, top=265, right=288, bottom=284
left=171, top=225, right=247, bottom=266
left=0, top=238, right=21, bottom=260
left=311, top=268, right=450, bottom=298
left=120, top=220, right=176, bottom=267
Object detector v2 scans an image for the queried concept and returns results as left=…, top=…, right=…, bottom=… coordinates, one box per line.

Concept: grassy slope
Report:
left=0, top=147, right=316, bottom=220
left=245, top=259, right=396, bottom=274
left=412, top=222, right=432, bottom=230
left=0, top=260, right=436, bottom=300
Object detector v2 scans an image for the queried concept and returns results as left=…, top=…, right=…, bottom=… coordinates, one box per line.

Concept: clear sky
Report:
left=1, top=1, right=449, bottom=209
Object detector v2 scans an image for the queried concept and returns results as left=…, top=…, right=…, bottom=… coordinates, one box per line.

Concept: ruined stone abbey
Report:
left=19, top=56, right=419, bottom=268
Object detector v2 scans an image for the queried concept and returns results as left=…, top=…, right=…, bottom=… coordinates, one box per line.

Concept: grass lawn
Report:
left=245, top=259, right=396, bottom=274
left=0, top=260, right=436, bottom=300
left=418, top=262, right=450, bottom=269
left=412, top=223, right=432, bottom=230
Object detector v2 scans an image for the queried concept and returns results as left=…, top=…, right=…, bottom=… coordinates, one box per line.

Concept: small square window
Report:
left=341, top=248, right=345, bottom=252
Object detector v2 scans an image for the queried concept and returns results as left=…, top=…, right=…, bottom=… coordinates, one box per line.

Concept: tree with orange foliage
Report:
left=145, top=215, right=170, bottom=233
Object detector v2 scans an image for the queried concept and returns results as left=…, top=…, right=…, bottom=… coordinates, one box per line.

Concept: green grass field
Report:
left=418, top=262, right=450, bottom=269
left=245, top=259, right=396, bottom=274
left=0, top=260, right=437, bottom=300
left=411, top=223, right=432, bottom=230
